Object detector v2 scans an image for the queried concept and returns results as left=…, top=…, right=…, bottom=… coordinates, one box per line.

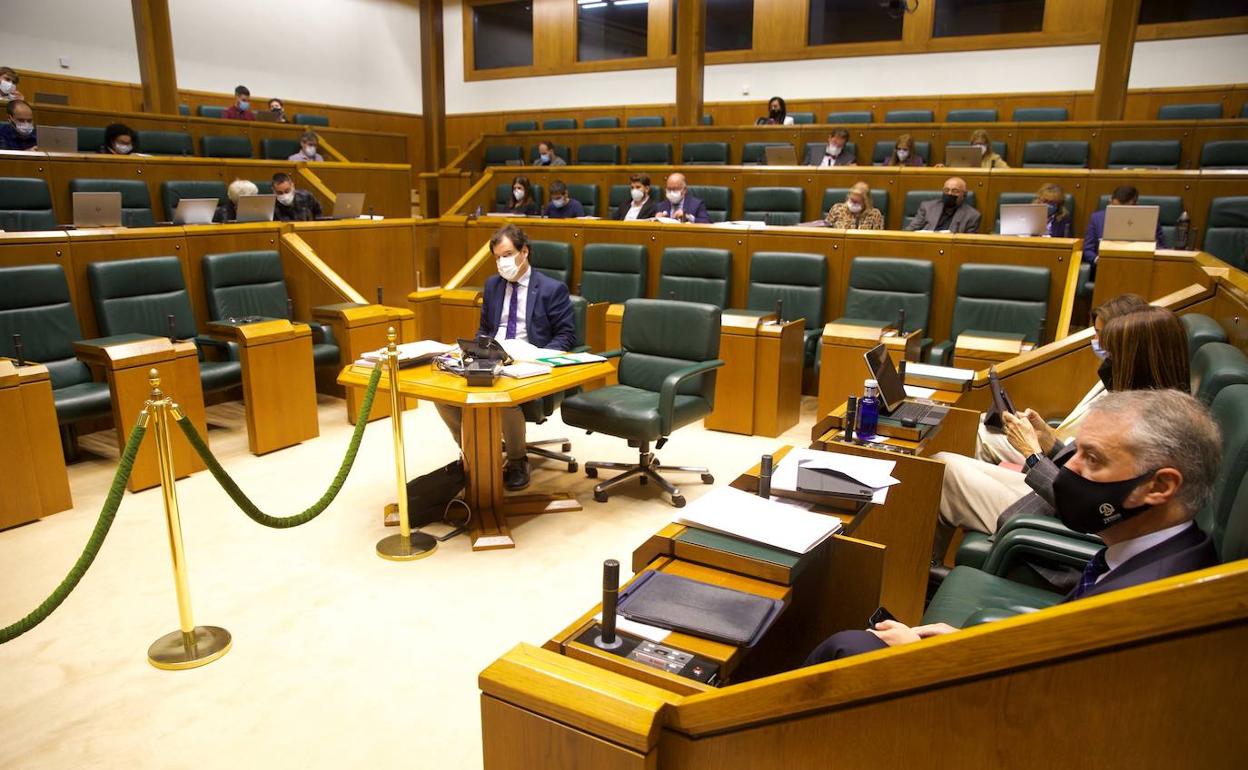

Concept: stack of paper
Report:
left=903, top=362, right=975, bottom=381
left=675, top=487, right=842, bottom=555
left=771, top=448, right=899, bottom=505
left=501, top=362, right=552, bottom=379
left=355, top=339, right=456, bottom=367
left=498, top=339, right=566, bottom=363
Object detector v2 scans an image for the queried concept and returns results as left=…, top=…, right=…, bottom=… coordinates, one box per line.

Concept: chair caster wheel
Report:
left=594, top=491, right=608, bottom=503
left=672, top=495, right=686, bottom=508
left=701, top=473, right=715, bottom=484
left=586, top=467, right=598, bottom=478
left=639, top=476, right=648, bottom=485
left=567, top=461, right=578, bottom=473
left=561, top=443, right=572, bottom=452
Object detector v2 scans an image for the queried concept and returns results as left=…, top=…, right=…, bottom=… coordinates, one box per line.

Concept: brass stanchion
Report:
left=376, top=328, right=438, bottom=561
left=144, top=369, right=232, bottom=670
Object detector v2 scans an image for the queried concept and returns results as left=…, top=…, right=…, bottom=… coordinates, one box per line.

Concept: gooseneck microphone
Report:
left=595, top=559, right=623, bottom=650
left=758, top=454, right=773, bottom=499
left=775, top=299, right=784, bottom=324
left=286, top=297, right=295, bottom=320
left=896, top=307, right=906, bottom=335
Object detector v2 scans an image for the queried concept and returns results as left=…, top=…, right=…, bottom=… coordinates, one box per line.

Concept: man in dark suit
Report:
left=653, top=172, right=711, bottom=224
left=435, top=224, right=576, bottom=490
left=806, top=389, right=1222, bottom=663
left=805, top=127, right=857, bottom=167
left=905, top=176, right=981, bottom=233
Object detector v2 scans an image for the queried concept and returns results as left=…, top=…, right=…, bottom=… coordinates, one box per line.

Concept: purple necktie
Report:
left=504, top=282, right=519, bottom=339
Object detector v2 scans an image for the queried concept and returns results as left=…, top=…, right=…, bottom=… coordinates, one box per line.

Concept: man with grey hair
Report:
left=806, top=389, right=1222, bottom=663
left=288, top=131, right=323, bottom=162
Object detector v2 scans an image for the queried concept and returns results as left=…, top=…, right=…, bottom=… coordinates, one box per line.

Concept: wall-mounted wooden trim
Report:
left=1135, top=16, right=1248, bottom=42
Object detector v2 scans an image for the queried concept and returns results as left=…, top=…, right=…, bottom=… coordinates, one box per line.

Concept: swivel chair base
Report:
left=526, top=437, right=579, bottom=473
left=584, top=440, right=714, bottom=508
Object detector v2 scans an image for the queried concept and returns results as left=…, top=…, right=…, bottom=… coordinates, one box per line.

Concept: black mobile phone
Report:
left=868, top=606, right=897, bottom=627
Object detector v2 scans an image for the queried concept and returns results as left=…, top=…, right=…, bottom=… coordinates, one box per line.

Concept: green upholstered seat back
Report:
left=484, top=145, right=523, bottom=165
left=69, top=178, right=155, bottom=228
left=1021, top=141, right=1089, bottom=168
left=902, top=190, right=978, bottom=228
left=1106, top=140, right=1182, bottom=169
left=1203, top=196, right=1248, bottom=270
left=542, top=118, right=577, bottom=130
left=1097, top=194, right=1182, bottom=245
left=950, top=264, right=1051, bottom=342
left=686, top=185, right=731, bottom=222
left=495, top=182, right=545, bottom=208
left=88, top=256, right=198, bottom=339
left=618, top=298, right=720, bottom=402
left=505, top=120, right=537, bottom=132
left=1157, top=102, right=1221, bottom=120
left=135, top=130, right=194, bottom=156
left=700, top=114, right=713, bottom=125
left=842, top=257, right=933, bottom=333
left=1190, top=343, right=1248, bottom=405
left=741, top=142, right=793, bottom=165
left=1012, top=107, right=1068, bottom=121
left=1220, top=468, right=1248, bottom=563
left=0, top=177, right=57, bottom=231
left=293, top=114, right=329, bottom=126
left=826, top=111, right=872, bottom=123
left=788, top=112, right=815, bottom=124
left=945, top=108, right=997, bottom=122
left=252, top=179, right=274, bottom=195
left=576, top=144, right=621, bottom=164
left=607, top=184, right=661, bottom=218
left=742, top=187, right=804, bottom=225
left=201, top=250, right=289, bottom=320
left=528, top=143, right=570, bottom=163
left=626, top=143, right=673, bottom=164
left=567, top=183, right=598, bottom=216
left=261, top=137, right=301, bottom=160
left=747, top=252, right=826, bottom=330
left=806, top=141, right=861, bottom=164
left=0, top=264, right=92, bottom=389
left=581, top=243, right=647, bottom=304
left=1200, top=140, right=1248, bottom=169
left=946, top=139, right=1007, bottom=160
left=528, top=241, right=573, bottom=286
left=569, top=295, right=588, bottom=348
left=1181, top=313, right=1228, bottom=361
left=75, top=126, right=106, bottom=152
left=178, top=104, right=190, bottom=115
left=1201, top=385, right=1248, bottom=552
left=200, top=135, right=253, bottom=158
left=658, top=248, right=731, bottom=308
left=821, top=187, right=888, bottom=221
left=996, top=191, right=1075, bottom=233
left=872, top=140, right=930, bottom=165
left=583, top=116, right=619, bottom=129
left=160, top=180, right=228, bottom=221
left=884, top=109, right=934, bottom=123
left=681, top=142, right=730, bottom=165
left=626, top=116, right=664, bottom=127
left=197, top=105, right=226, bottom=118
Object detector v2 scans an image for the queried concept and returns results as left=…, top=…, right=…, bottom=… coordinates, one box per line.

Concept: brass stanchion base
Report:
left=147, top=626, right=232, bottom=670
left=376, top=531, right=438, bottom=561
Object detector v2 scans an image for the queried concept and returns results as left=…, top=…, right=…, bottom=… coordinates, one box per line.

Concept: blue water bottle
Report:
left=857, top=379, right=879, bottom=441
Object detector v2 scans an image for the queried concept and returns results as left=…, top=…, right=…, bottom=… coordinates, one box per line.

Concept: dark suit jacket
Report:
left=905, top=199, right=982, bottom=233
left=654, top=194, right=711, bottom=224
left=803, top=146, right=857, bottom=167
left=478, top=268, right=576, bottom=351
left=614, top=197, right=657, bottom=221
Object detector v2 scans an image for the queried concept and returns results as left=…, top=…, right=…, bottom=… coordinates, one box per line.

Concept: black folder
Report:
left=616, top=570, right=784, bottom=647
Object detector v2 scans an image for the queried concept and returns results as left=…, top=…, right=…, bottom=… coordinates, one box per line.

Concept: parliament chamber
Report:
left=1, top=1, right=1248, bottom=768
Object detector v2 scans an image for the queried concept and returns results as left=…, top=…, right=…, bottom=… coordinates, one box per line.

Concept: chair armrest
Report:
left=962, top=607, right=1030, bottom=627
left=996, top=512, right=1103, bottom=545
left=927, top=339, right=953, bottom=365
left=982, top=527, right=1103, bottom=577
left=305, top=321, right=336, bottom=347
left=571, top=344, right=592, bottom=354
left=599, top=348, right=624, bottom=359
left=658, top=359, right=725, bottom=436
left=194, top=335, right=239, bottom=361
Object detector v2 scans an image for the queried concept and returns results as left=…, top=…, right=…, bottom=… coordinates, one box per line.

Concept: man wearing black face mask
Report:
left=805, top=389, right=1221, bottom=664
left=905, top=176, right=981, bottom=233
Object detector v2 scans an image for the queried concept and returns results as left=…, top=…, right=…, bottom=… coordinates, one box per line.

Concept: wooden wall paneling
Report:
left=674, top=0, right=705, bottom=128
left=1121, top=83, right=1241, bottom=122
left=178, top=223, right=285, bottom=331
left=1092, top=0, right=1141, bottom=121
left=1090, top=120, right=1199, bottom=170
left=302, top=162, right=412, bottom=218
left=18, top=72, right=143, bottom=113
left=64, top=227, right=190, bottom=338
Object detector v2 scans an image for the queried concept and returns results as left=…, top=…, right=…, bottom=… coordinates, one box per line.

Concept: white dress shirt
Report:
left=494, top=268, right=531, bottom=343
left=624, top=197, right=648, bottom=221
left=1100, top=521, right=1193, bottom=580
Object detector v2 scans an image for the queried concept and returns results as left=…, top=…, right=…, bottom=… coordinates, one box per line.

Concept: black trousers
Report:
left=804, top=630, right=889, bottom=666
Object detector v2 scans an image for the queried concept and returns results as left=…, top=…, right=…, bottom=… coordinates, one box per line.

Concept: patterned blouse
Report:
left=826, top=202, right=885, bottom=230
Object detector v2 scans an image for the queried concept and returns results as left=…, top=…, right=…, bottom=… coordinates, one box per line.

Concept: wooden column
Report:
left=674, top=0, right=706, bottom=128
left=1091, top=0, right=1142, bottom=121
left=420, top=0, right=446, bottom=172
left=131, top=0, right=179, bottom=114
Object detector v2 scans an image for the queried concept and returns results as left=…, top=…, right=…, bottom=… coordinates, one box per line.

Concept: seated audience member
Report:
left=100, top=123, right=136, bottom=155
left=807, top=128, right=856, bottom=167
left=884, top=133, right=925, bottom=167
left=543, top=180, right=584, bottom=219
left=904, top=177, right=980, bottom=233
left=224, top=86, right=255, bottom=120
left=807, top=388, right=1222, bottom=664
left=616, top=173, right=656, bottom=221
left=1083, top=185, right=1168, bottom=264
left=214, top=179, right=259, bottom=223
left=0, top=67, right=24, bottom=103
left=435, top=224, right=575, bottom=491
left=288, top=131, right=323, bottom=162
left=654, top=172, right=710, bottom=224
left=0, top=99, right=37, bottom=150
left=757, top=96, right=794, bottom=126
left=500, top=175, right=540, bottom=215
left=825, top=182, right=884, bottom=230
left=271, top=172, right=323, bottom=222
left=970, top=129, right=1008, bottom=169
left=533, top=140, right=566, bottom=167
left=1036, top=182, right=1073, bottom=238
left=267, top=98, right=289, bottom=122
left=935, top=303, right=1188, bottom=541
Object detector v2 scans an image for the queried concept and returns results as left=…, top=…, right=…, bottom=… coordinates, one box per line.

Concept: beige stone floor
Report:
left=0, top=393, right=819, bottom=770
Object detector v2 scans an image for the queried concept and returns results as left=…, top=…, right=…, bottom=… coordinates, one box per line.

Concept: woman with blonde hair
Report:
left=970, top=129, right=1008, bottom=169
left=1035, top=182, right=1073, bottom=238
left=825, top=181, right=884, bottom=230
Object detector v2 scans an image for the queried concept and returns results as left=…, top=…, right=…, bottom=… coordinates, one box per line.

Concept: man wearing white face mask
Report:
left=615, top=173, right=657, bottom=221
left=435, top=225, right=576, bottom=490
left=287, top=132, right=323, bottom=162
left=805, top=127, right=857, bottom=167
left=270, top=172, right=323, bottom=222
left=653, top=172, right=710, bottom=224
left=0, top=99, right=37, bottom=151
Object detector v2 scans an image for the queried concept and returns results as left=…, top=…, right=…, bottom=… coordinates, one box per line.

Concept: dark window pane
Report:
left=671, top=0, right=755, bottom=54
left=808, top=0, right=904, bottom=46
left=932, top=0, right=1045, bottom=38
left=578, top=0, right=650, bottom=62
left=1140, top=0, right=1248, bottom=24
left=473, top=1, right=534, bottom=70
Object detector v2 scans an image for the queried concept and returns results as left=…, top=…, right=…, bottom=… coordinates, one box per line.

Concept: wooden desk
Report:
left=705, top=312, right=772, bottom=436
left=337, top=359, right=615, bottom=551
left=0, top=360, right=72, bottom=528
left=817, top=321, right=890, bottom=420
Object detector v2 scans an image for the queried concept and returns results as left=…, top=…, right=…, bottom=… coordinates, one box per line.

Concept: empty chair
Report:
left=567, top=183, right=598, bottom=217
left=576, top=144, right=621, bottom=165
left=484, top=145, right=524, bottom=165
left=68, top=179, right=155, bottom=227
left=75, top=126, right=105, bottom=152
left=821, top=187, right=889, bottom=222
left=746, top=252, right=827, bottom=367
left=681, top=142, right=730, bottom=165
left=528, top=241, right=573, bottom=287
left=837, top=257, right=934, bottom=334
left=197, top=105, right=226, bottom=118
left=261, top=138, right=302, bottom=160
left=292, top=114, right=329, bottom=127
left=1096, top=194, right=1181, bottom=245
left=1182, top=313, right=1228, bottom=361
left=626, top=116, right=664, bottom=128
left=1243, top=104, right=1248, bottom=118
left=1157, top=103, right=1222, bottom=120
left=160, top=180, right=228, bottom=221
left=626, top=143, right=673, bottom=164
left=902, top=190, right=978, bottom=229
left=700, top=115, right=713, bottom=125
left=826, top=110, right=873, bottom=123
left=528, top=143, right=570, bottom=163
left=520, top=294, right=589, bottom=472
left=1106, top=140, right=1182, bottom=169
left=742, top=187, right=804, bottom=226
left=542, top=118, right=576, bottom=130
left=135, top=130, right=194, bottom=156
left=928, top=264, right=1051, bottom=365
left=995, top=191, right=1075, bottom=234
left=1200, top=140, right=1248, bottom=170
left=178, top=104, right=190, bottom=116
left=580, top=244, right=648, bottom=304
left=0, top=177, right=57, bottom=231
left=1203, top=197, right=1248, bottom=271
left=505, top=120, right=537, bottom=132
left=872, top=140, right=930, bottom=165
left=884, top=109, right=934, bottom=123
left=946, top=108, right=997, bottom=122
left=1021, top=141, right=1089, bottom=168
left=658, top=248, right=732, bottom=308
left=584, top=116, right=620, bottom=129
left=1012, top=107, right=1068, bottom=121
left=788, top=112, right=815, bottom=124
left=200, top=135, right=253, bottom=158
left=687, top=185, right=732, bottom=223
left=1190, top=343, right=1248, bottom=406
left=741, top=141, right=793, bottom=165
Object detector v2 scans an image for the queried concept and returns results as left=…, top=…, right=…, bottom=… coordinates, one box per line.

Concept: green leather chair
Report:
left=946, top=108, right=997, bottom=122
left=818, top=256, right=935, bottom=376
left=200, top=135, right=253, bottom=159
left=1021, top=141, right=1089, bottom=168
left=1200, top=140, right=1248, bottom=170
left=1181, top=313, right=1228, bottom=361
left=902, top=190, right=978, bottom=229
left=1096, top=194, right=1180, bottom=246
left=293, top=114, right=329, bottom=127
left=560, top=298, right=723, bottom=506
left=687, top=185, right=731, bottom=222
left=1203, top=197, right=1248, bottom=270
left=584, top=117, right=620, bottom=129
left=659, top=248, right=731, bottom=308
left=178, top=104, right=190, bottom=116
left=88, top=256, right=242, bottom=395
left=197, top=105, right=226, bottom=119
left=576, top=144, right=621, bottom=165
left=580, top=244, right=647, bottom=304
left=528, top=241, right=573, bottom=286
left=681, top=142, right=730, bottom=165
left=1191, top=343, right=1248, bottom=405
left=520, top=295, right=589, bottom=472
left=626, top=116, right=664, bottom=128
left=1106, top=140, right=1182, bottom=169
left=505, top=120, right=537, bottom=132
left=746, top=252, right=826, bottom=367
left=742, top=142, right=794, bottom=165
left=1157, top=102, right=1221, bottom=120
left=200, top=250, right=339, bottom=368
left=542, top=118, right=576, bottom=130
left=261, top=138, right=301, bottom=160
left=528, top=143, right=570, bottom=164
left=567, top=183, right=598, bottom=216
left=742, top=187, right=804, bottom=226
left=76, top=126, right=106, bottom=152
left=872, top=140, right=930, bottom=165
left=495, top=182, right=544, bottom=209
left=0, top=177, right=57, bottom=231
left=160, top=180, right=228, bottom=221
left=994, top=191, right=1075, bottom=234
left=789, top=112, right=815, bottom=124
left=1012, top=107, right=1068, bottom=121
left=69, top=179, right=156, bottom=228
left=136, top=130, right=194, bottom=156
left=1242, top=104, right=1248, bottom=118
left=484, top=145, right=524, bottom=165
left=827, top=111, right=872, bottom=123
left=700, top=115, right=713, bottom=125
left=946, top=139, right=1007, bottom=162
left=627, top=143, right=673, bottom=164
left=607, top=184, right=661, bottom=218
left=928, top=264, right=1050, bottom=365
left=884, top=109, right=934, bottom=123
left=821, top=187, right=888, bottom=221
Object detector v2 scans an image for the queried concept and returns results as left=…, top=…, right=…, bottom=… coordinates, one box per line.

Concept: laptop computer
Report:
left=863, top=342, right=948, bottom=426
left=254, top=110, right=282, bottom=123
left=235, top=193, right=276, bottom=222
left=39, top=125, right=78, bottom=153
left=172, top=198, right=218, bottom=225
left=72, top=191, right=123, bottom=228
left=999, top=203, right=1048, bottom=236
left=763, top=145, right=798, bottom=166
left=944, top=145, right=983, bottom=168
left=333, top=193, right=366, bottom=219
left=1103, top=204, right=1161, bottom=242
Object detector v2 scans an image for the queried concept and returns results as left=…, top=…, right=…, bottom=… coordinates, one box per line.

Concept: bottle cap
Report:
left=864, top=379, right=877, bottom=388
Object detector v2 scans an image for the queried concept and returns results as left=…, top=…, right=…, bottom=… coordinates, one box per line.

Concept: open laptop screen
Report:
left=863, top=342, right=908, bottom=414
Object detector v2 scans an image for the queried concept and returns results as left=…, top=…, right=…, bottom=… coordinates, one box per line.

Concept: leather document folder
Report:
left=617, top=570, right=784, bottom=647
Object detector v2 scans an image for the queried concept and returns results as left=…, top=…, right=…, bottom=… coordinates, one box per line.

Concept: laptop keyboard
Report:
left=890, top=401, right=946, bottom=424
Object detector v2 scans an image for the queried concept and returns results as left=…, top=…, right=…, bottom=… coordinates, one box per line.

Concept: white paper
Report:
left=772, top=448, right=899, bottom=505
left=904, top=384, right=937, bottom=399
left=675, top=486, right=842, bottom=555
left=903, top=362, right=975, bottom=381
left=358, top=339, right=455, bottom=364
left=593, top=613, right=671, bottom=643
left=501, top=362, right=551, bottom=379
left=498, top=338, right=566, bottom=362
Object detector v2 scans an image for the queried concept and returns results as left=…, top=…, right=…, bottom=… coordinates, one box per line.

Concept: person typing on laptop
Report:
left=271, top=172, right=322, bottom=221
left=213, top=179, right=258, bottom=223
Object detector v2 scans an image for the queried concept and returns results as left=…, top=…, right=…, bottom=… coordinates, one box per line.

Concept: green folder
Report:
left=675, top=527, right=803, bottom=570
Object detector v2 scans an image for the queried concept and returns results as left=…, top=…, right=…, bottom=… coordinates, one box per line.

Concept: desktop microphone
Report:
left=376, top=286, right=384, bottom=305
left=594, top=559, right=624, bottom=650
left=758, top=454, right=773, bottom=499
left=668, top=291, right=677, bottom=301
left=896, top=307, right=906, bottom=335
left=13, top=333, right=25, bottom=366
left=368, top=206, right=376, bottom=220
left=166, top=314, right=177, bottom=343
left=844, top=396, right=858, bottom=442
left=286, top=298, right=295, bottom=320
left=898, top=359, right=907, bottom=381
left=775, top=299, right=784, bottom=324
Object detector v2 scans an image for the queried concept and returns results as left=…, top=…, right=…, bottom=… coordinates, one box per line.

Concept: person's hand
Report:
left=1024, top=408, right=1059, bottom=454
left=910, top=622, right=958, bottom=638
left=1003, top=409, right=1042, bottom=458
left=673, top=208, right=685, bottom=222
left=867, top=619, right=922, bottom=647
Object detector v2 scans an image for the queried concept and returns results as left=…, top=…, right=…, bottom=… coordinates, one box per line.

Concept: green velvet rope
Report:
left=175, top=363, right=383, bottom=529
left=1, top=419, right=148, bottom=644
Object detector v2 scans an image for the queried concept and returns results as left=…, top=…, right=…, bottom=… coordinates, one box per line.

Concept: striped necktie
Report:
left=504, top=282, right=519, bottom=340
left=1069, top=548, right=1110, bottom=600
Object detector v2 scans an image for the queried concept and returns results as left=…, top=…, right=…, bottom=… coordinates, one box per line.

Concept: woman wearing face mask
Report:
left=616, top=173, right=656, bottom=221
left=756, top=96, right=794, bottom=126
left=825, top=181, right=884, bottom=230
left=542, top=180, right=585, bottom=219
left=1034, top=182, right=1073, bottom=238
left=969, top=129, right=1008, bottom=169
left=532, top=140, right=566, bottom=167
left=883, top=133, right=925, bottom=166
left=267, top=98, right=289, bottom=123
left=500, top=175, right=539, bottom=216
left=100, top=123, right=137, bottom=155
left=0, top=67, right=24, bottom=103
